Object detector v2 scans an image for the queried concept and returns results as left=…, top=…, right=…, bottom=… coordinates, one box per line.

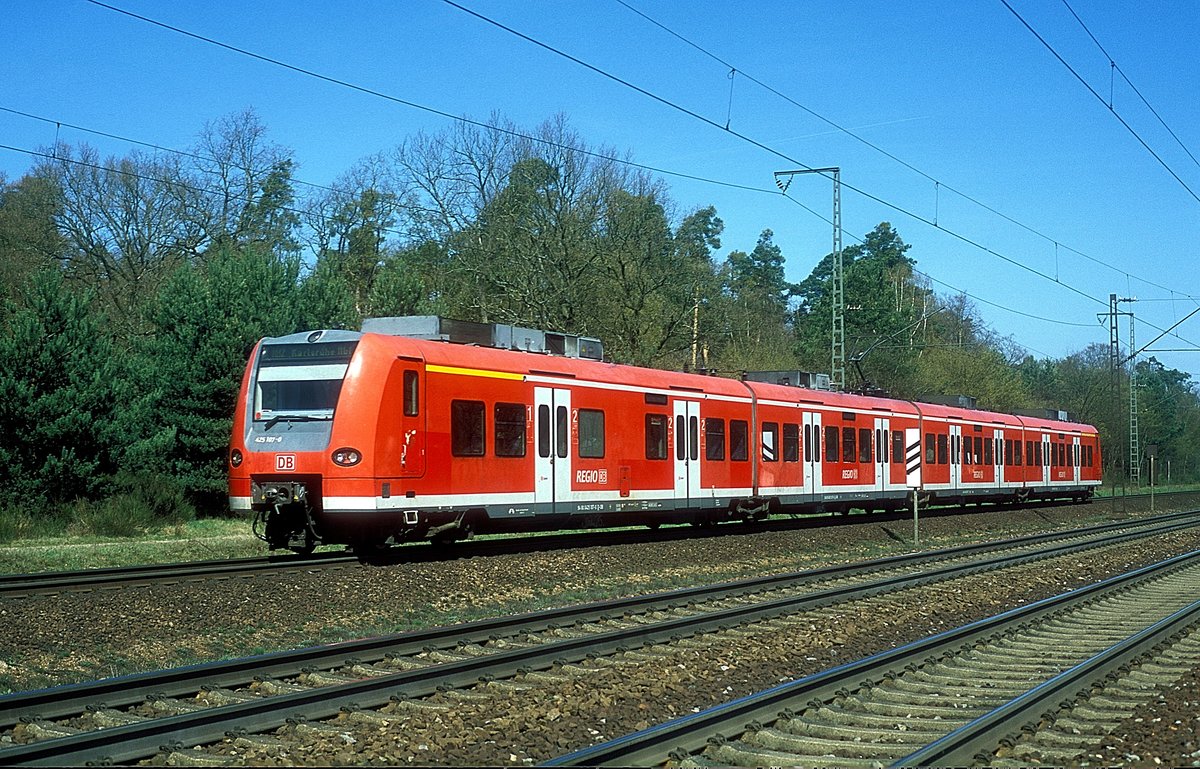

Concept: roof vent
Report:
left=1013, top=407, right=1070, bottom=422
left=361, top=316, right=604, bottom=361
left=743, top=370, right=831, bottom=390
left=921, top=394, right=978, bottom=409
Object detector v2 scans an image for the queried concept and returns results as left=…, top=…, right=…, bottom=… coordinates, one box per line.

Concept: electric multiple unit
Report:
left=227, top=317, right=1102, bottom=553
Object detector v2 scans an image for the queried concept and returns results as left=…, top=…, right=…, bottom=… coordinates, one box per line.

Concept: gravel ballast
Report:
left=2, top=498, right=1199, bottom=766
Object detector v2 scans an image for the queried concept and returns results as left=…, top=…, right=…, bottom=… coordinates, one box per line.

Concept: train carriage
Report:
left=228, top=317, right=1103, bottom=553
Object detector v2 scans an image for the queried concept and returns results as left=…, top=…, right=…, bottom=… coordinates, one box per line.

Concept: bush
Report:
left=0, top=504, right=62, bottom=544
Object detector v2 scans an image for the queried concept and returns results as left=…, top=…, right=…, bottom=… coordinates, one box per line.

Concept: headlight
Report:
left=332, top=447, right=362, bottom=467
left=230, top=448, right=243, bottom=468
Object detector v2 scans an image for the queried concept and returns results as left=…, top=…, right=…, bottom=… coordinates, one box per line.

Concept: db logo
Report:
left=275, top=454, right=296, bottom=472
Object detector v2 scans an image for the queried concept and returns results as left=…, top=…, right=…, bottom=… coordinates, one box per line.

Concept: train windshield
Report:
left=254, top=341, right=357, bottom=422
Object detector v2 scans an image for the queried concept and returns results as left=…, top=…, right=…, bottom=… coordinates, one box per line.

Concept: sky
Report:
left=4, top=0, right=1200, bottom=381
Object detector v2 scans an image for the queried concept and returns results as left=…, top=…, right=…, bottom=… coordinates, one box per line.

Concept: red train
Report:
left=228, top=317, right=1103, bottom=553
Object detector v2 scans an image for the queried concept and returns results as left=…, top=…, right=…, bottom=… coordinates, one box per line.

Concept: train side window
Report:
left=813, top=427, right=821, bottom=462
left=676, top=415, right=687, bottom=461
left=803, top=424, right=812, bottom=462
left=578, top=409, right=605, bottom=459
left=762, top=422, right=779, bottom=462
left=730, top=420, right=749, bottom=461
left=825, top=426, right=839, bottom=462
left=494, top=402, right=526, bottom=457
left=451, top=400, right=485, bottom=457
left=556, top=406, right=568, bottom=459
left=879, top=429, right=886, bottom=462
left=961, top=436, right=971, bottom=465
left=403, top=370, right=419, bottom=416
left=783, top=423, right=800, bottom=462
left=689, top=416, right=699, bottom=461
left=538, top=404, right=551, bottom=458
left=937, top=434, right=948, bottom=465
left=1003, top=439, right=1011, bottom=466
left=858, top=428, right=871, bottom=463
left=1014, top=439, right=1023, bottom=466
left=1087, top=445, right=1094, bottom=467
left=842, top=427, right=856, bottom=463
left=706, top=418, right=726, bottom=461
left=892, top=430, right=904, bottom=464
left=1047, top=442, right=1055, bottom=467
left=925, top=433, right=935, bottom=464
left=983, top=436, right=993, bottom=466
left=645, top=414, right=668, bottom=459
left=974, top=437, right=983, bottom=465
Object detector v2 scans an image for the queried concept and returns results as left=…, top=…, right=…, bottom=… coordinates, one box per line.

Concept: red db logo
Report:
left=275, top=454, right=296, bottom=472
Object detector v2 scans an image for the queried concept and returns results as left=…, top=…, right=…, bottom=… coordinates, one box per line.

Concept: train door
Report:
left=1041, top=433, right=1051, bottom=486
left=1072, top=436, right=1081, bottom=484
left=873, top=417, right=889, bottom=494
left=803, top=411, right=822, bottom=498
left=948, top=424, right=962, bottom=491
left=534, top=386, right=572, bottom=512
left=673, top=400, right=700, bottom=508
left=993, top=430, right=1004, bottom=487
left=397, top=361, right=425, bottom=477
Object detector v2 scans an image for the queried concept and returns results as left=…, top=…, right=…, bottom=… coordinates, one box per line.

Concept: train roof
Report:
left=259, top=325, right=1097, bottom=435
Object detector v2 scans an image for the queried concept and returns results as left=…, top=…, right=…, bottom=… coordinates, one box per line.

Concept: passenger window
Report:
left=689, top=416, right=699, bottom=461
left=892, top=430, right=904, bottom=465
left=825, top=425, right=839, bottom=463
left=762, top=422, right=779, bottom=462
left=858, top=428, right=871, bottom=463
left=451, top=400, right=485, bottom=457
left=937, top=434, right=948, bottom=465
left=983, top=437, right=993, bottom=466
left=925, top=433, right=935, bottom=464
left=705, top=418, right=726, bottom=461
left=1015, top=440, right=1023, bottom=466
left=730, top=420, right=749, bottom=461
left=556, top=406, right=568, bottom=459
left=645, top=414, right=668, bottom=460
left=804, top=424, right=812, bottom=462
left=676, top=415, right=687, bottom=461
left=842, top=427, right=856, bottom=463
left=783, top=423, right=800, bottom=462
left=403, top=370, right=419, bottom=416
left=494, top=402, right=526, bottom=457
left=538, top=404, right=551, bottom=458
left=579, top=409, right=604, bottom=459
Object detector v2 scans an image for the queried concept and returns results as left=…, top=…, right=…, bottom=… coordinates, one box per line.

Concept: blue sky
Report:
left=4, top=1, right=1199, bottom=379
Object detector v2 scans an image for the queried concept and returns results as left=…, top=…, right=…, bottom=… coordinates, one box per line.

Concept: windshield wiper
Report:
left=263, top=414, right=322, bottom=430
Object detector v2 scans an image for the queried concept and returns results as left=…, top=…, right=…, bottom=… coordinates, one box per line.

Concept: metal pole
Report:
left=912, top=489, right=919, bottom=546
left=774, top=166, right=843, bottom=390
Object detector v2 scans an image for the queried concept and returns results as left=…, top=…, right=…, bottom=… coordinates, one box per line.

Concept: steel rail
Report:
left=544, top=550, right=1200, bottom=767
left=894, top=596, right=1200, bottom=767
left=3, top=492, right=1193, bottom=597
left=2, top=509, right=1196, bottom=729
left=0, top=551, right=358, bottom=597
left=2, top=516, right=1199, bottom=765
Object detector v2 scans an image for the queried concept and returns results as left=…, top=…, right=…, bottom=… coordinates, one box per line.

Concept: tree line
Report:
left=1, top=109, right=1196, bottom=535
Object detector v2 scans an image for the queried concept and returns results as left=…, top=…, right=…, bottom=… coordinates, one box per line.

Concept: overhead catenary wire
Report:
left=62, top=1, right=1200, bottom=353
left=999, top=0, right=1200, bottom=206
left=437, top=0, right=1200, bottom=353
left=612, top=0, right=1181, bottom=299
left=1060, top=0, right=1200, bottom=172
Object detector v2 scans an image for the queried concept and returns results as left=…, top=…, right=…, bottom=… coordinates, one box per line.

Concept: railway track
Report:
left=0, top=550, right=362, bottom=598
left=2, top=510, right=1198, bottom=766
left=550, top=552, right=1200, bottom=768
left=4, top=490, right=1192, bottom=599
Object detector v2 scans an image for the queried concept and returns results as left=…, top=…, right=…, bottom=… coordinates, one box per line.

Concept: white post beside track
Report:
left=905, top=428, right=922, bottom=546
